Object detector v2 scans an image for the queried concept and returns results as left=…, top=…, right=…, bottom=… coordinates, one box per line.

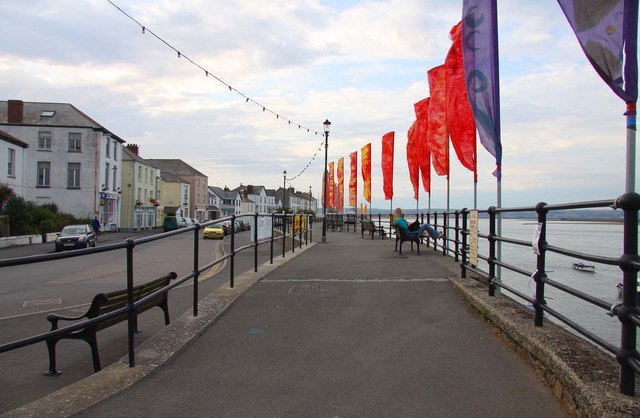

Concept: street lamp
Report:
left=322, top=119, right=331, bottom=242
left=283, top=170, right=287, bottom=212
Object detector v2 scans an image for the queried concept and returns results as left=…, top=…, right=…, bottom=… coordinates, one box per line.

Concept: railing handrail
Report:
left=0, top=212, right=312, bottom=371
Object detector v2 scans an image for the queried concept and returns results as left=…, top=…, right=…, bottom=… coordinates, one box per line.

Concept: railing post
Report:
left=441, top=212, right=448, bottom=256
left=230, top=214, right=236, bottom=288
left=460, top=209, right=468, bottom=278
left=270, top=213, right=274, bottom=264
left=533, top=202, right=548, bottom=327
left=616, top=192, right=640, bottom=396
left=282, top=213, right=286, bottom=258
left=254, top=213, right=259, bottom=272
left=125, top=238, right=136, bottom=368
left=454, top=210, right=460, bottom=263
left=488, top=207, right=497, bottom=296
left=193, top=223, right=200, bottom=317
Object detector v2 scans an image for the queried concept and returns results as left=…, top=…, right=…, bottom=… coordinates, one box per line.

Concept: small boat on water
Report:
left=572, top=262, right=596, bottom=272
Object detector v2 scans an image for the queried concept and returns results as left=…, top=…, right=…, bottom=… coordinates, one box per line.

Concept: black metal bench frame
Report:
left=394, top=226, right=420, bottom=254
left=45, top=272, right=177, bottom=375
left=361, top=220, right=385, bottom=239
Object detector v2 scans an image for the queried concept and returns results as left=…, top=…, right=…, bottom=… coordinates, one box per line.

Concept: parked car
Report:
left=163, top=216, right=187, bottom=232
left=237, top=220, right=248, bottom=231
left=203, top=223, right=224, bottom=239
left=54, top=224, right=97, bottom=251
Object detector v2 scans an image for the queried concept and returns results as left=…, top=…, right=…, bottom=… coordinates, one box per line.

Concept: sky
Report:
left=0, top=0, right=636, bottom=211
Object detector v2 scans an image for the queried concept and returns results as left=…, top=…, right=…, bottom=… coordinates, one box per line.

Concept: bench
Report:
left=361, top=220, right=385, bottom=240
left=45, top=272, right=178, bottom=375
left=327, top=218, right=342, bottom=231
left=394, top=226, right=421, bottom=254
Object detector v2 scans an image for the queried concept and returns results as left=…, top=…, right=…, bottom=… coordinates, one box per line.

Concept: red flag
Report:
left=381, top=131, right=395, bottom=200
left=414, top=98, right=431, bottom=193
left=337, top=157, right=344, bottom=212
left=361, top=143, right=371, bottom=203
left=328, top=161, right=335, bottom=208
left=446, top=21, right=477, bottom=178
left=427, top=65, right=449, bottom=176
left=349, top=152, right=357, bottom=207
left=406, top=122, right=419, bottom=200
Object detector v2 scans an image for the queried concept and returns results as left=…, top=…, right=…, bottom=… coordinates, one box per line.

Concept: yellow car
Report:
left=203, top=224, right=224, bottom=239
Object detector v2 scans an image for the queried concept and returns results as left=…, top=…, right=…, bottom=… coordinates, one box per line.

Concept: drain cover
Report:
left=289, top=282, right=339, bottom=294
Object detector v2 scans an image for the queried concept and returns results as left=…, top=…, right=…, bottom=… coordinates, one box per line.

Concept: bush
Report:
left=0, top=184, right=16, bottom=212
left=3, top=196, right=35, bottom=235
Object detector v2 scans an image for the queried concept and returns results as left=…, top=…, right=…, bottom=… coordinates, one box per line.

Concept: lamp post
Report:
left=322, top=119, right=331, bottom=242
left=283, top=170, right=287, bottom=212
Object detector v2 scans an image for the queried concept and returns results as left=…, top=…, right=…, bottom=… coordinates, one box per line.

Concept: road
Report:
left=0, top=228, right=282, bottom=414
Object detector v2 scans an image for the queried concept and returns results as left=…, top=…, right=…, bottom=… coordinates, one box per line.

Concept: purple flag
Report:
left=557, top=0, right=638, bottom=102
left=462, top=0, right=502, bottom=179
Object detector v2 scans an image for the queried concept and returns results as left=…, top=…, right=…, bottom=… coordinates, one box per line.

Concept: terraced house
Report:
left=0, top=100, right=124, bottom=229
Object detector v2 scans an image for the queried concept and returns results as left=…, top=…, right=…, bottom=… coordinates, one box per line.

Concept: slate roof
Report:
left=146, top=159, right=207, bottom=178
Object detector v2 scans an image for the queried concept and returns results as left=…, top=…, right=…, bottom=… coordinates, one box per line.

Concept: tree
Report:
left=0, top=184, right=15, bottom=212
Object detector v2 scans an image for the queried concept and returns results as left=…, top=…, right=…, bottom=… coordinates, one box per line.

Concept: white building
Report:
left=0, top=100, right=123, bottom=228
left=0, top=129, right=28, bottom=196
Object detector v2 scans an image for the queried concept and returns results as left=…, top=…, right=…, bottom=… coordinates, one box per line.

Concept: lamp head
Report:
left=323, top=119, right=331, bottom=134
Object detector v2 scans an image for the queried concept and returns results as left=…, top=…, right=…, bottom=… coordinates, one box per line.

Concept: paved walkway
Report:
left=4, top=227, right=572, bottom=417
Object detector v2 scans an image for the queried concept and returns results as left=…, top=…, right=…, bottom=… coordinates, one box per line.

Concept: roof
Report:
left=146, top=159, right=207, bottom=178
left=122, top=146, right=157, bottom=167
left=0, top=129, right=29, bottom=148
left=0, top=100, right=124, bottom=143
left=160, top=171, right=188, bottom=184
left=209, top=186, right=240, bottom=199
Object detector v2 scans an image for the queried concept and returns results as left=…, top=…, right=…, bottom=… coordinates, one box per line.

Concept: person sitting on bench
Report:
left=392, top=208, right=443, bottom=240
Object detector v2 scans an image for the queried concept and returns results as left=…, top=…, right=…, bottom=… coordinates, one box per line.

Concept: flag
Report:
left=407, top=122, right=420, bottom=200
left=558, top=0, right=638, bottom=102
left=462, top=0, right=502, bottom=178
left=381, top=132, right=395, bottom=200
left=427, top=65, right=450, bottom=177
left=329, top=161, right=335, bottom=208
left=349, top=151, right=358, bottom=207
left=361, top=143, right=371, bottom=203
left=446, top=21, right=477, bottom=177
left=337, top=157, right=344, bottom=212
left=414, top=98, right=432, bottom=193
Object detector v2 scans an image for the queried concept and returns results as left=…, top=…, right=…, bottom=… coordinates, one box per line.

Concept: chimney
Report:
left=7, top=100, right=24, bottom=124
left=126, top=143, right=139, bottom=155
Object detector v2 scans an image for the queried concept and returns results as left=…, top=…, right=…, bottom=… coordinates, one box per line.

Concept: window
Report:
left=144, top=168, right=148, bottom=184
left=7, top=148, right=15, bottom=177
left=113, top=142, right=117, bottom=161
left=68, top=133, right=81, bottom=152
left=37, top=162, right=51, bottom=187
left=105, top=138, right=110, bottom=158
left=137, top=187, right=141, bottom=201
left=104, top=163, right=110, bottom=190
left=38, top=131, right=52, bottom=150
left=138, top=166, right=142, bottom=181
left=112, top=166, right=117, bottom=191
left=67, top=163, right=81, bottom=188
left=40, top=111, right=55, bottom=117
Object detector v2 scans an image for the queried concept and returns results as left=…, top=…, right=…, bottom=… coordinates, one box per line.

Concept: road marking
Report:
left=22, top=299, right=62, bottom=307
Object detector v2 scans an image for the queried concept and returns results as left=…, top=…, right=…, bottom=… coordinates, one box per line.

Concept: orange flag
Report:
left=381, top=131, right=394, bottom=200
left=427, top=65, right=449, bottom=177
left=406, top=122, right=419, bottom=200
left=414, top=98, right=431, bottom=194
left=349, top=152, right=357, bottom=207
left=329, top=161, right=335, bottom=208
left=361, top=143, right=371, bottom=203
left=337, top=157, right=344, bottom=212
left=446, top=21, right=476, bottom=177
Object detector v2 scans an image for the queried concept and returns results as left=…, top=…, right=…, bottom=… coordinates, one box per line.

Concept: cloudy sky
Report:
left=1, top=0, right=635, bottom=211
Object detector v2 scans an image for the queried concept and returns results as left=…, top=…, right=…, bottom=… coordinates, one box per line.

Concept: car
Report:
left=163, top=216, right=187, bottom=232
left=203, top=223, right=224, bottom=239
left=237, top=220, right=248, bottom=231
left=54, top=224, right=97, bottom=251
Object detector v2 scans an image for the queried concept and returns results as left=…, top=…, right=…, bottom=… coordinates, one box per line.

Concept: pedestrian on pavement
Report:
left=92, top=216, right=101, bottom=234
left=392, top=207, right=443, bottom=240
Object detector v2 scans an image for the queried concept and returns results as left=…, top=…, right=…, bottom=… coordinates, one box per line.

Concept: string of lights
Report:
left=106, top=0, right=325, bottom=184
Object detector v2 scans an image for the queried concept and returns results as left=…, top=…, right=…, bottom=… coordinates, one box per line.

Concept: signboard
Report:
left=250, top=216, right=273, bottom=243
left=469, top=210, right=479, bottom=266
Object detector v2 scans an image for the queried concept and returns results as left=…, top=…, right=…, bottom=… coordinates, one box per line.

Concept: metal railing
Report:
left=0, top=212, right=311, bottom=371
left=420, top=194, right=639, bottom=396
